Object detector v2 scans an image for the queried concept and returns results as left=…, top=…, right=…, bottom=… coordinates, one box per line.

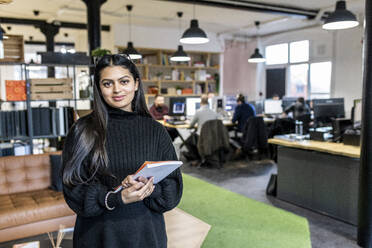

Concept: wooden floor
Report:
left=165, top=208, right=211, bottom=248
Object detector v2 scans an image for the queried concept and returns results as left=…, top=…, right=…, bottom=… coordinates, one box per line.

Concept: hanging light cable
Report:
left=180, top=2, right=209, bottom=44
left=123, top=5, right=142, bottom=60
left=323, top=0, right=359, bottom=30
left=248, top=21, right=266, bottom=63
left=171, top=12, right=190, bottom=62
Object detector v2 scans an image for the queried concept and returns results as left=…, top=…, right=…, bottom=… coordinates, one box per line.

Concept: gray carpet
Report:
left=179, top=154, right=359, bottom=248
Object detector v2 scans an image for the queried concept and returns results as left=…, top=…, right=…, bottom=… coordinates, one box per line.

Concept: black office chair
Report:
left=197, top=119, right=231, bottom=168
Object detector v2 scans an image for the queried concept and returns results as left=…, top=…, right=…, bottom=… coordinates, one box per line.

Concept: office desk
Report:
left=269, top=137, right=360, bottom=224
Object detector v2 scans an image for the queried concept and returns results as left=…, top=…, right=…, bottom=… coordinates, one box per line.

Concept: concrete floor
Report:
left=180, top=155, right=360, bottom=248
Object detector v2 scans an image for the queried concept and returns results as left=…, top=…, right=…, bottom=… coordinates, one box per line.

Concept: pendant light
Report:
left=322, top=1, right=359, bottom=30
left=123, top=5, right=142, bottom=60
left=171, top=12, right=190, bottom=62
left=180, top=3, right=209, bottom=44
left=248, top=21, right=265, bottom=63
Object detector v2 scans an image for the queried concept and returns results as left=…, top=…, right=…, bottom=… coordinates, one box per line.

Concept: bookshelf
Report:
left=0, top=62, right=94, bottom=155
left=116, top=46, right=220, bottom=103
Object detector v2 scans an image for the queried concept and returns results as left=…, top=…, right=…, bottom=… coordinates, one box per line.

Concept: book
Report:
left=133, top=161, right=183, bottom=184
left=113, top=161, right=183, bottom=192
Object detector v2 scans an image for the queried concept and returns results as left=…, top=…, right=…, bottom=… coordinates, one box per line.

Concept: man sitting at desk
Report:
left=149, top=94, right=178, bottom=141
left=283, top=97, right=310, bottom=119
left=232, top=94, right=256, bottom=132
left=149, top=94, right=169, bottom=120
left=189, top=94, right=220, bottom=135
left=183, top=94, right=220, bottom=161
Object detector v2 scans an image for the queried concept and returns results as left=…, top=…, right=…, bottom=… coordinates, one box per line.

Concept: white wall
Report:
left=223, top=40, right=257, bottom=101
left=331, top=26, right=364, bottom=117
left=260, top=25, right=364, bottom=117
left=113, top=23, right=224, bottom=52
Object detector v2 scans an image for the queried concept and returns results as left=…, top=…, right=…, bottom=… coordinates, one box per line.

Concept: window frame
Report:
left=265, top=40, right=332, bottom=99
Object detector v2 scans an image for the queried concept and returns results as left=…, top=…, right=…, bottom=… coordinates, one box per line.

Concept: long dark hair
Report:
left=62, top=54, right=151, bottom=187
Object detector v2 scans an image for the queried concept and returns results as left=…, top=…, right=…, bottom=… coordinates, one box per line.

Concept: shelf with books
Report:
left=0, top=62, right=89, bottom=155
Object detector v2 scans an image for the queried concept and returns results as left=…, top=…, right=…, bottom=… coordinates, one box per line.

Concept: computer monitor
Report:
left=313, top=98, right=345, bottom=125
left=225, top=95, right=237, bottom=111
left=169, top=97, right=186, bottom=116
left=212, top=96, right=224, bottom=111
left=353, top=99, right=362, bottom=128
left=255, top=100, right=264, bottom=115
left=264, top=99, right=283, bottom=114
left=186, top=97, right=201, bottom=116
left=281, top=97, right=297, bottom=110
left=185, top=97, right=212, bottom=116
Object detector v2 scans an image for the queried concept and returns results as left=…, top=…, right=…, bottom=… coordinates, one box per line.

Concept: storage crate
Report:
left=0, top=35, right=24, bottom=63
left=30, top=78, right=73, bottom=100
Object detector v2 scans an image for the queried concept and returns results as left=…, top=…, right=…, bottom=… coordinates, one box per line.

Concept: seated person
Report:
left=184, top=95, right=220, bottom=161
left=149, top=94, right=169, bottom=120
left=149, top=94, right=178, bottom=141
left=189, top=94, right=221, bottom=135
left=232, top=94, right=256, bottom=132
left=283, top=97, right=310, bottom=120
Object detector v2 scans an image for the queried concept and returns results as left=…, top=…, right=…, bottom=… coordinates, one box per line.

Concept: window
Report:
left=310, top=62, right=332, bottom=99
left=265, top=43, right=288, bottom=65
left=290, top=40, right=309, bottom=63
left=289, top=64, right=309, bottom=97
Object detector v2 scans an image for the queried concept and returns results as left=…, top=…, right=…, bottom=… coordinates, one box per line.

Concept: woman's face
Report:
left=99, top=66, right=138, bottom=112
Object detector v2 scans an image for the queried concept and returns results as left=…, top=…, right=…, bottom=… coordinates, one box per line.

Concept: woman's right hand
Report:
left=121, top=176, right=154, bottom=204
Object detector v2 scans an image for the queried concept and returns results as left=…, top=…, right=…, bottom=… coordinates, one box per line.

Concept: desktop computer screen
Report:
left=255, top=100, right=264, bottom=115
left=169, top=97, right=186, bottom=116
left=225, top=96, right=237, bottom=111
left=264, top=99, right=283, bottom=114
left=186, top=97, right=201, bottom=116
left=313, top=98, right=345, bottom=125
left=281, top=97, right=297, bottom=110
left=185, top=97, right=212, bottom=116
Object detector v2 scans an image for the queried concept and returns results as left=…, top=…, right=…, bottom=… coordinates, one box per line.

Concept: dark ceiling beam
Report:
left=156, top=0, right=321, bottom=19
left=25, top=41, right=75, bottom=47
left=0, top=17, right=110, bottom=31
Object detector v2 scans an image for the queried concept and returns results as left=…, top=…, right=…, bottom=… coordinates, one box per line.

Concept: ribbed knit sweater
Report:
left=62, top=107, right=183, bottom=248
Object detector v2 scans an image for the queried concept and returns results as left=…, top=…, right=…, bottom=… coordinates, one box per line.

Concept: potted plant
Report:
left=91, top=48, right=111, bottom=64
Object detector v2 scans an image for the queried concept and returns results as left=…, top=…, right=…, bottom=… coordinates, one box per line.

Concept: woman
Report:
left=62, top=54, right=183, bottom=248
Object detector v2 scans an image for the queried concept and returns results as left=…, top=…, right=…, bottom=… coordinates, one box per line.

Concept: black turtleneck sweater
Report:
left=62, top=107, right=183, bottom=248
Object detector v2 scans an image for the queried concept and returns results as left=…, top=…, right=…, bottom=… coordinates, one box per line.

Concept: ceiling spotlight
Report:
left=33, top=10, right=40, bottom=16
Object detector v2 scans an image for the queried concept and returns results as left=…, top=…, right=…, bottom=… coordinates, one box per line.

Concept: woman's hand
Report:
left=121, top=176, right=155, bottom=204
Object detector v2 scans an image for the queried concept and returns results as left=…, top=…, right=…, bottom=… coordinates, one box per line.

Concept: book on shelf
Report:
left=0, top=107, right=74, bottom=140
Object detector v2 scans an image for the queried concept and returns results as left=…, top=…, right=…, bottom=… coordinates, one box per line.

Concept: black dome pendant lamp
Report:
left=171, top=12, right=190, bottom=62
left=248, top=21, right=265, bottom=63
left=123, top=5, right=142, bottom=60
left=323, top=0, right=359, bottom=30
left=180, top=3, right=209, bottom=44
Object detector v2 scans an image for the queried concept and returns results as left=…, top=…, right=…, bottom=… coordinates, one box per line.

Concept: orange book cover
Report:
left=6, top=80, right=26, bottom=101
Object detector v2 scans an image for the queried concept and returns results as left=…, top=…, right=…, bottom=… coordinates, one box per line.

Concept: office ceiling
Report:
left=0, top=0, right=366, bottom=38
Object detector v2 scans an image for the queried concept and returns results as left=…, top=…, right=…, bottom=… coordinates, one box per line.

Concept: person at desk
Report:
left=149, top=94, right=169, bottom=120
left=183, top=94, right=220, bottom=161
left=149, top=94, right=178, bottom=141
left=189, top=94, right=220, bottom=135
left=232, top=94, right=256, bottom=132
left=283, top=97, right=310, bottom=119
